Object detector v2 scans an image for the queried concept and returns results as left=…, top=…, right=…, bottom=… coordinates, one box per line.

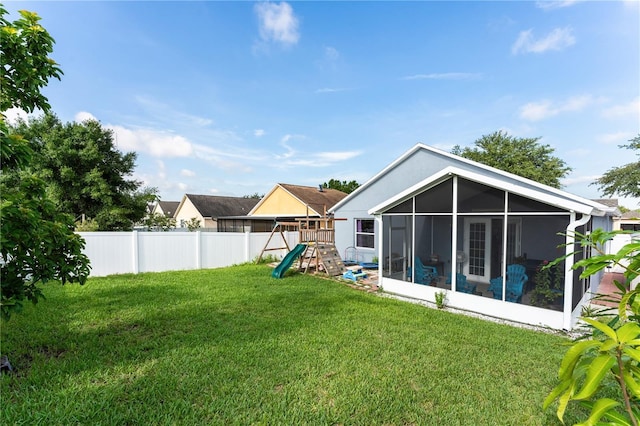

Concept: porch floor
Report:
left=591, top=272, right=626, bottom=308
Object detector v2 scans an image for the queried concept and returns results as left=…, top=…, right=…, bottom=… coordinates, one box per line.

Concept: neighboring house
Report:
left=249, top=183, right=347, bottom=220
left=329, top=143, right=617, bottom=331
left=174, top=194, right=259, bottom=231
left=217, top=183, right=347, bottom=232
left=152, top=201, right=180, bottom=218
left=615, top=210, right=640, bottom=232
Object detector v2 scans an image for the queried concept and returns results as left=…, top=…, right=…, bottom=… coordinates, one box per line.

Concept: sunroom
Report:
left=368, top=166, right=612, bottom=330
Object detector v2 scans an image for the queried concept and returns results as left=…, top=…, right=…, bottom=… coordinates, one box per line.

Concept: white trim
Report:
left=355, top=218, right=375, bottom=249
left=334, top=143, right=614, bottom=216
left=369, top=166, right=598, bottom=216
left=380, top=277, right=565, bottom=330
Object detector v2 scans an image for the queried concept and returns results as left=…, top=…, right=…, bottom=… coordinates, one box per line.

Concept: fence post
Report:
left=245, top=231, right=251, bottom=263
left=132, top=230, right=139, bottom=274
left=196, top=230, right=202, bottom=270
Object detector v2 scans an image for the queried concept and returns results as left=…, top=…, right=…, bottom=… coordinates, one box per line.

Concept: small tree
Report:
left=185, top=218, right=201, bottom=232
left=593, top=135, right=640, bottom=201
left=543, top=229, right=639, bottom=425
left=452, top=131, right=572, bottom=188
left=1, top=5, right=90, bottom=321
left=322, top=179, right=360, bottom=194
left=9, top=113, right=157, bottom=231
left=143, top=214, right=176, bottom=232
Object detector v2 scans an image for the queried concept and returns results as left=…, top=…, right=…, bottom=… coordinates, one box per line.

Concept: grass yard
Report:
left=1, top=264, right=578, bottom=425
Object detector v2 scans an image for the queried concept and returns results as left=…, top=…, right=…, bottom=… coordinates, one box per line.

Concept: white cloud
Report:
left=402, top=73, right=482, bottom=81
left=519, top=95, right=597, bottom=121
left=157, top=160, right=167, bottom=180
left=598, top=131, right=634, bottom=145
left=180, top=169, right=196, bottom=177
left=108, top=125, right=194, bottom=157
left=535, top=1, right=581, bottom=10
left=284, top=150, right=362, bottom=167
left=178, top=183, right=188, bottom=191
left=315, top=87, right=351, bottom=94
left=512, top=27, right=575, bottom=54
left=324, top=46, right=339, bottom=61
left=75, top=111, right=98, bottom=123
left=2, top=107, right=29, bottom=124
left=135, top=95, right=213, bottom=127
left=602, top=98, right=640, bottom=118
left=562, top=174, right=601, bottom=186
left=254, top=129, right=266, bottom=137
left=254, top=1, right=300, bottom=46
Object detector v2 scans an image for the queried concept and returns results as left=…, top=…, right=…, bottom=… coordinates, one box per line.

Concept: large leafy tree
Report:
left=10, top=114, right=157, bottom=231
left=452, top=131, right=572, bottom=188
left=1, top=5, right=90, bottom=321
left=593, top=134, right=640, bottom=200
left=322, top=179, right=360, bottom=194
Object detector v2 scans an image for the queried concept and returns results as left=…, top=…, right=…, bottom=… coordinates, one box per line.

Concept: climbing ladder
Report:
left=313, top=244, right=347, bottom=276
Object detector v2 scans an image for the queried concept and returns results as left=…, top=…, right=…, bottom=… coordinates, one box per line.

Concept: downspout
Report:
left=375, top=214, right=383, bottom=289
left=563, top=211, right=591, bottom=330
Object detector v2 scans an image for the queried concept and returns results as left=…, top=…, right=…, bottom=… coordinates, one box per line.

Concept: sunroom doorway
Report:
left=463, top=217, right=521, bottom=284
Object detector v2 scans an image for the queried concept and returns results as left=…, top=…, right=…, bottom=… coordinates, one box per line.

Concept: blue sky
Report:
left=5, top=1, right=640, bottom=207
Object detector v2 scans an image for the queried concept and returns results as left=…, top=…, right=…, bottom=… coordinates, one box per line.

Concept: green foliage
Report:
left=452, top=130, right=572, bottom=188
left=74, top=217, right=99, bottom=232
left=435, top=290, right=447, bottom=309
left=243, top=192, right=264, bottom=199
left=0, top=6, right=63, bottom=114
left=530, top=260, right=564, bottom=308
left=8, top=113, right=157, bottom=231
left=544, top=229, right=640, bottom=425
left=142, top=213, right=176, bottom=232
left=1, top=171, right=91, bottom=321
left=322, top=178, right=360, bottom=194
left=185, top=217, right=201, bottom=231
left=593, top=135, right=640, bottom=200
left=0, top=4, right=90, bottom=321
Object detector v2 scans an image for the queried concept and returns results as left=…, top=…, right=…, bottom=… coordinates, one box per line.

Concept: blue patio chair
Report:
left=489, top=264, right=528, bottom=303
left=453, top=273, right=476, bottom=294
left=410, top=256, right=438, bottom=285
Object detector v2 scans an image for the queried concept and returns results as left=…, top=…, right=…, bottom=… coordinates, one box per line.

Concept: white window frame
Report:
left=355, top=218, right=375, bottom=249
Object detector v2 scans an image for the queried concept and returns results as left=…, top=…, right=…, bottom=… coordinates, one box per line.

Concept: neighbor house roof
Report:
left=155, top=201, right=180, bottom=218
left=248, top=183, right=347, bottom=217
left=180, top=194, right=259, bottom=219
left=331, top=143, right=616, bottom=217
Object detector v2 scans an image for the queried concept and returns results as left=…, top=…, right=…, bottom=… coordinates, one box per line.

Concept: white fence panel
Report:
left=138, top=232, right=198, bottom=273
left=201, top=233, right=247, bottom=268
left=78, top=231, right=300, bottom=277
left=79, top=232, right=135, bottom=276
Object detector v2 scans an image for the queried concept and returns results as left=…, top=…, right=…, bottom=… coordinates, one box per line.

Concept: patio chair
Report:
left=489, top=264, right=528, bottom=303
left=453, top=273, right=476, bottom=294
left=409, top=256, right=438, bottom=285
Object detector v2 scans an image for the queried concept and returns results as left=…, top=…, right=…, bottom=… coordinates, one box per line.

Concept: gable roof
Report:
left=156, top=201, right=180, bottom=217
left=332, top=143, right=615, bottom=217
left=369, top=166, right=608, bottom=216
left=248, top=183, right=347, bottom=217
left=180, top=194, right=259, bottom=219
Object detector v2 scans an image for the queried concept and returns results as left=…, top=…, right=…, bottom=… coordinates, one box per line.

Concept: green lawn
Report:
left=1, top=264, right=577, bottom=425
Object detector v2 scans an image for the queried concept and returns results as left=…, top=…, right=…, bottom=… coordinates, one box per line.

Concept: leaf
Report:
left=559, top=340, right=601, bottom=381
left=622, top=371, right=640, bottom=400
left=544, top=379, right=572, bottom=410
left=623, top=347, right=640, bottom=364
left=573, top=354, right=616, bottom=400
left=583, top=317, right=618, bottom=341
left=617, top=323, right=640, bottom=344
left=575, top=398, right=621, bottom=426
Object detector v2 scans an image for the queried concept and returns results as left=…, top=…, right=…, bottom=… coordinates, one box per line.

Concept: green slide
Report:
left=271, top=244, right=307, bottom=279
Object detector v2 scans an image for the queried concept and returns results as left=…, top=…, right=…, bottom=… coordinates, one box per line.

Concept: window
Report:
left=356, top=219, right=375, bottom=249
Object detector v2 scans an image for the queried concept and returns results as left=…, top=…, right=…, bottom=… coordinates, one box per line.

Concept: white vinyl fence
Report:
left=78, top=231, right=298, bottom=277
